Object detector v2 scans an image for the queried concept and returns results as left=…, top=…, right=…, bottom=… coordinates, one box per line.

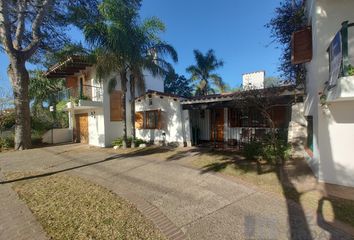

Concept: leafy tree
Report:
left=264, top=77, right=281, bottom=88
left=266, top=0, right=306, bottom=85
left=186, top=49, right=225, bottom=96
left=85, top=0, right=177, bottom=148
left=29, top=71, right=65, bottom=115
left=164, top=71, right=193, bottom=98
left=0, top=0, right=99, bottom=150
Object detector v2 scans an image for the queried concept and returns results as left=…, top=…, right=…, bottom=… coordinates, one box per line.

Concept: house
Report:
left=45, top=57, right=305, bottom=163
left=45, top=56, right=164, bottom=147
left=292, top=0, right=354, bottom=187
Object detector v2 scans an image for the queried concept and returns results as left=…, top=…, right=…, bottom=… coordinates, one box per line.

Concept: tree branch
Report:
left=13, top=0, right=27, bottom=50
left=0, top=0, right=16, bottom=56
left=23, top=0, right=54, bottom=59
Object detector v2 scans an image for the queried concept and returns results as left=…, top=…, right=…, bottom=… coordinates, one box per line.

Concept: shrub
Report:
left=260, top=130, right=291, bottom=165
left=0, top=111, right=15, bottom=131
left=243, top=141, right=262, bottom=160
left=112, top=136, right=147, bottom=148
left=0, top=136, right=14, bottom=150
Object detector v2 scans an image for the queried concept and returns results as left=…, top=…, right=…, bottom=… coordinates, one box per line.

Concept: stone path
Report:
left=0, top=172, right=48, bottom=240
left=0, top=144, right=353, bottom=240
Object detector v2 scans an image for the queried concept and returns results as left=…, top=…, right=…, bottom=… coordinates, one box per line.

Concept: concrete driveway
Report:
left=0, top=144, right=351, bottom=240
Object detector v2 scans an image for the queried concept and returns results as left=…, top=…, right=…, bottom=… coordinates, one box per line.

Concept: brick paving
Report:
left=0, top=144, right=353, bottom=240
left=0, top=172, right=48, bottom=240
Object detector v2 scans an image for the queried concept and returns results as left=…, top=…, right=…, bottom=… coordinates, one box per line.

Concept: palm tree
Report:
left=84, top=0, right=141, bottom=148
left=186, top=49, right=225, bottom=96
left=126, top=19, right=178, bottom=147
left=84, top=0, right=177, bottom=148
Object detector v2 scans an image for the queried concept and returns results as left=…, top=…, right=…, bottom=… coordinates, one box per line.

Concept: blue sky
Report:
left=0, top=0, right=282, bottom=92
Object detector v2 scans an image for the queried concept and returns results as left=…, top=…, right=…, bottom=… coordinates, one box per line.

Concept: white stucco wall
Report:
left=135, top=94, right=185, bottom=145
left=305, top=0, right=354, bottom=187
left=42, top=128, right=73, bottom=144
left=242, top=71, right=265, bottom=90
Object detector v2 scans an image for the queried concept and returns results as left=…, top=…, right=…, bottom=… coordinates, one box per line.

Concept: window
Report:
left=229, top=108, right=241, bottom=127
left=135, top=110, right=162, bottom=129
left=110, top=90, right=123, bottom=121
left=146, top=110, right=159, bottom=129
left=306, top=116, right=314, bottom=151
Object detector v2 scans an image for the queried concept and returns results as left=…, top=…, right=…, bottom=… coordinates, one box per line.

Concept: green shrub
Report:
left=243, top=141, right=262, bottom=160
left=112, top=136, right=147, bottom=148
left=260, top=130, right=291, bottom=165
left=348, top=65, right=354, bottom=76
left=0, top=111, right=15, bottom=131
left=0, top=136, right=14, bottom=150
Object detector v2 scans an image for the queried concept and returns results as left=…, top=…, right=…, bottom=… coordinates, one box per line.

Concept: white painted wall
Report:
left=42, top=128, right=73, bottom=144
left=135, top=94, right=185, bottom=145
left=305, top=0, right=354, bottom=187
left=242, top=71, right=265, bottom=90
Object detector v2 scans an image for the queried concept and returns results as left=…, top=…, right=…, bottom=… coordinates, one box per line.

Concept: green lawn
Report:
left=6, top=172, right=165, bottom=240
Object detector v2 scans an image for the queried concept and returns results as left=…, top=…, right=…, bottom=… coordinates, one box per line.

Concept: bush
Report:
left=112, top=136, right=147, bottom=148
left=243, top=141, right=262, bottom=160
left=243, top=130, right=291, bottom=164
left=0, top=136, right=14, bottom=150
left=0, top=111, right=15, bottom=131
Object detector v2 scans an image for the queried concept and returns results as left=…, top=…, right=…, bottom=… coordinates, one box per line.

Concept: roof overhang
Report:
left=45, top=56, right=93, bottom=79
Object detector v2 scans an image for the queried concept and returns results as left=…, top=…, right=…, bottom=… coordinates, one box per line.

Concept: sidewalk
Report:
left=0, top=172, right=48, bottom=240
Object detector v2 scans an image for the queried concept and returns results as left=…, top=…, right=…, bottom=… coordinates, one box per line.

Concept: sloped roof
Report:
left=45, top=56, right=93, bottom=79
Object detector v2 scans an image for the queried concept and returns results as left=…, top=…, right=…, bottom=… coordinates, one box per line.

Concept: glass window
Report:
left=306, top=116, right=313, bottom=151
left=146, top=110, right=158, bottom=129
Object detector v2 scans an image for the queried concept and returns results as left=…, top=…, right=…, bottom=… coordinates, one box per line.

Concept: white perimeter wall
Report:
left=305, top=0, right=354, bottom=187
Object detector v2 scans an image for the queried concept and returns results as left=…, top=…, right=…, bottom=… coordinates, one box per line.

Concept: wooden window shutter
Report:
left=292, top=27, right=313, bottom=64
left=157, top=110, right=165, bottom=130
left=66, top=76, right=78, bottom=89
left=110, top=90, right=123, bottom=121
left=135, top=112, right=144, bottom=129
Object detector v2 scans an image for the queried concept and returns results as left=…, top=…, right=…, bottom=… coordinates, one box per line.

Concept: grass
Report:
left=6, top=172, right=165, bottom=240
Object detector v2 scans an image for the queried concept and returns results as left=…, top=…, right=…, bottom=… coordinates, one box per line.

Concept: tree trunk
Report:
left=8, top=60, right=31, bottom=150
left=120, top=71, right=128, bottom=149
left=130, top=75, right=136, bottom=148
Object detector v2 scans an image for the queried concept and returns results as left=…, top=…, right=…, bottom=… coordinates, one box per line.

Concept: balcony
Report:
left=326, top=21, right=354, bottom=102
left=55, top=85, right=103, bottom=110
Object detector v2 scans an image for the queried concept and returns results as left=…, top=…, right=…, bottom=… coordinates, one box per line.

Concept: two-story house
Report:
left=292, top=0, right=354, bottom=187
left=45, top=56, right=166, bottom=147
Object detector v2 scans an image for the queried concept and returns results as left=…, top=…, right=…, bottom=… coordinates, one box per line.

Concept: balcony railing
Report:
left=55, top=85, right=103, bottom=103
left=328, top=21, right=354, bottom=88
left=326, top=21, right=354, bottom=102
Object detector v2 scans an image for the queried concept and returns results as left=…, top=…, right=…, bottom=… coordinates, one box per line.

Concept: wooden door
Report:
left=75, top=113, right=89, bottom=144
left=210, top=109, right=224, bottom=142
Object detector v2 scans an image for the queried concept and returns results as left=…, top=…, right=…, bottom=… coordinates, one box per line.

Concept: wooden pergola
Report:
left=45, top=56, right=93, bottom=79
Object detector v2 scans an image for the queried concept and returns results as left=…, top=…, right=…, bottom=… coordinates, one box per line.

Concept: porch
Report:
left=181, top=88, right=300, bottom=149
left=188, top=107, right=290, bottom=149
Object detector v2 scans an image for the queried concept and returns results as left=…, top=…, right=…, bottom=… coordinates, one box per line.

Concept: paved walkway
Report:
left=0, top=144, right=352, bottom=240
left=0, top=172, right=47, bottom=240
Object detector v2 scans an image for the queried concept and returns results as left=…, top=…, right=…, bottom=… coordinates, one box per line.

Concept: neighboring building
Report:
left=45, top=56, right=164, bottom=147
left=181, top=86, right=304, bottom=147
left=292, top=0, right=354, bottom=187
left=242, top=71, right=265, bottom=90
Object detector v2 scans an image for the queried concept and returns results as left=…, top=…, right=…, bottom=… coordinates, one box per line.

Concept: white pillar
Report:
left=182, top=109, right=192, bottom=147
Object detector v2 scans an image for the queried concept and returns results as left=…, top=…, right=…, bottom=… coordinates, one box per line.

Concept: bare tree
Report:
left=0, top=0, right=98, bottom=150
left=234, top=86, right=296, bottom=164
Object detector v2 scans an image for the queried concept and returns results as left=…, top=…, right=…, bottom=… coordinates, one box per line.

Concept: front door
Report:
left=75, top=113, right=89, bottom=144
left=210, top=109, right=224, bottom=142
